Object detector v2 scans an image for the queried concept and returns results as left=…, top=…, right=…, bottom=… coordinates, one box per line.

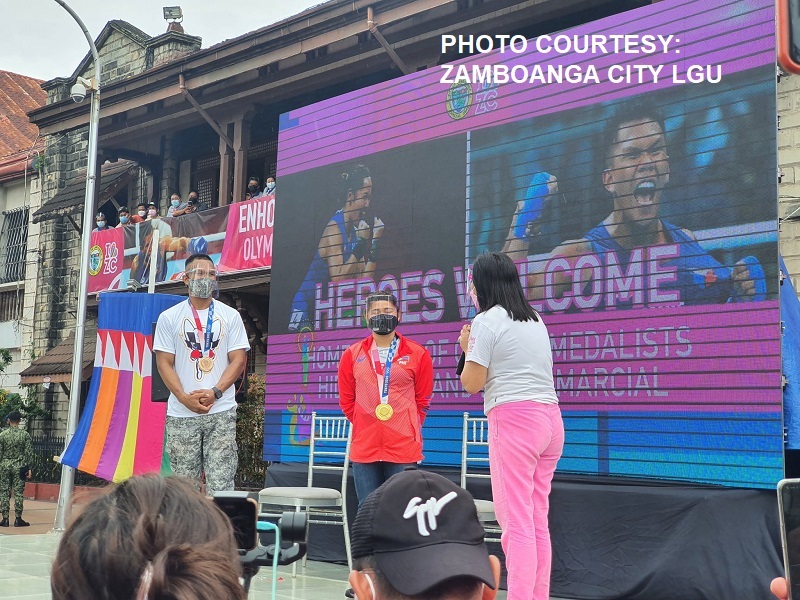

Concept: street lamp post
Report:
left=52, top=0, right=102, bottom=531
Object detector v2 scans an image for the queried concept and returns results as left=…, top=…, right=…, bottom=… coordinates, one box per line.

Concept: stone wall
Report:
left=31, top=129, right=92, bottom=433
left=93, top=30, right=147, bottom=85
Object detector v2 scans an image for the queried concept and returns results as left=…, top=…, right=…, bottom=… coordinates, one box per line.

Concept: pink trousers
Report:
left=488, top=401, right=564, bottom=600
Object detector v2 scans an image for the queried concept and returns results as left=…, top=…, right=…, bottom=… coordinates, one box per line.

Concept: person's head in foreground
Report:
left=349, top=468, right=500, bottom=600
left=50, top=474, right=246, bottom=600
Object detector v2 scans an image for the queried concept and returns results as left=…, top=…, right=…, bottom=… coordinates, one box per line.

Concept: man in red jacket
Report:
left=338, top=292, right=434, bottom=509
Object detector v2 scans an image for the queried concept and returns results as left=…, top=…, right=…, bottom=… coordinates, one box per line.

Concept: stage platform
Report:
left=264, top=463, right=784, bottom=600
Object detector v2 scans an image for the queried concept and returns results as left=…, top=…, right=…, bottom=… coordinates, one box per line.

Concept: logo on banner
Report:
left=89, top=245, right=103, bottom=276
left=103, top=242, right=119, bottom=274
left=446, top=81, right=472, bottom=120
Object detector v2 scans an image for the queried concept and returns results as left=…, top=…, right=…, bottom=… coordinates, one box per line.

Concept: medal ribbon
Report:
left=371, top=336, right=398, bottom=406
left=189, top=300, right=215, bottom=358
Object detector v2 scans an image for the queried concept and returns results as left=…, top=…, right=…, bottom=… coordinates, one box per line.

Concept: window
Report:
left=0, top=207, right=29, bottom=283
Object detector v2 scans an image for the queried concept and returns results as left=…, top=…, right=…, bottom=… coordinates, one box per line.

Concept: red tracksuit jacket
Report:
left=338, top=332, right=433, bottom=463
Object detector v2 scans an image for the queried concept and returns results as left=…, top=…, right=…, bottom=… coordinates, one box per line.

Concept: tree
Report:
left=0, top=348, right=50, bottom=429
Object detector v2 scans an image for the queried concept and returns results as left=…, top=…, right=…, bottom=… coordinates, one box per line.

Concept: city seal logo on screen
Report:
left=88, top=244, right=103, bottom=276
left=446, top=81, right=472, bottom=119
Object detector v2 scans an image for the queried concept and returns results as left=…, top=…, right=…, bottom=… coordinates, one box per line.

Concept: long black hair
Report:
left=472, top=252, right=538, bottom=322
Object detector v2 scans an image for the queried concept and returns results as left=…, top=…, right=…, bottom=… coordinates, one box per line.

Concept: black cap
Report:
left=7, top=410, right=22, bottom=422
left=350, top=469, right=495, bottom=596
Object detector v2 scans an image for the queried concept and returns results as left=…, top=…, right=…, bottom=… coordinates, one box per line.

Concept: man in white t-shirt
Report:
left=153, top=253, right=249, bottom=494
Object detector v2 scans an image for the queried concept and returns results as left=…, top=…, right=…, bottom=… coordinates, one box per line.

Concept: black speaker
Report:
left=151, top=322, right=170, bottom=402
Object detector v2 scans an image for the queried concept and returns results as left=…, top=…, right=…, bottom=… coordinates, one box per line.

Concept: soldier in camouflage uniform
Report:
left=0, top=411, right=33, bottom=527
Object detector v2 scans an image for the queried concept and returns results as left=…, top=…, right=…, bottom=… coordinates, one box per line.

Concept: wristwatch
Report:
left=212, top=386, right=223, bottom=399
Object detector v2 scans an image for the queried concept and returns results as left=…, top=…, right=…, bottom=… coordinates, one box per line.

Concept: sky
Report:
left=1, top=0, right=325, bottom=81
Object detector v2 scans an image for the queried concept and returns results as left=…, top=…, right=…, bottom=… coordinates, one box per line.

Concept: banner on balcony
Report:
left=60, top=292, right=185, bottom=482
left=87, top=196, right=274, bottom=293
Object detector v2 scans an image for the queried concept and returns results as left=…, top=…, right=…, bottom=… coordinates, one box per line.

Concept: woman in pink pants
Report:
left=459, top=252, right=564, bottom=600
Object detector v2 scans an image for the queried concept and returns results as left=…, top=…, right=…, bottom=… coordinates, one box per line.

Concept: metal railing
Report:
left=0, top=290, right=23, bottom=322
left=0, top=208, right=29, bottom=284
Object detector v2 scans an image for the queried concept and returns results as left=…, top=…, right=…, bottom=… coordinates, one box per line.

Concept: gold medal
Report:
left=198, top=357, right=214, bottom=373
left=375, top=404, right=394, bottom=421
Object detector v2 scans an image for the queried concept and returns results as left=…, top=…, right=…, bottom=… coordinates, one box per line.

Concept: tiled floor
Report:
left=0, top=532, right=354, bottom=599
left=0, top=528, right=512, bottom=600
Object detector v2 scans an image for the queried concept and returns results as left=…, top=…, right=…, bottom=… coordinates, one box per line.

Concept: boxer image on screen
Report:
left=503, top=99, right=765, bottom=309
left=289, top=164, right=384, bottom=331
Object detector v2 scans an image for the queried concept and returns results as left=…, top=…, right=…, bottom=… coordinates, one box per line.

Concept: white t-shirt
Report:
left=466, top=305, right=559, bottom=413
left=153, top=299, right=250, bottom=417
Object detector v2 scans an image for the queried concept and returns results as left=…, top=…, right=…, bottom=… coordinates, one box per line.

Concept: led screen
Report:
left=265, top=0, right=781, bottom=487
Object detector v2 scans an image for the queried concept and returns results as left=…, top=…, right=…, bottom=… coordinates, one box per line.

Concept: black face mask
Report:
left=248, top=185, right=259, bottom=193
left=368, top=314, right=398, bottom=335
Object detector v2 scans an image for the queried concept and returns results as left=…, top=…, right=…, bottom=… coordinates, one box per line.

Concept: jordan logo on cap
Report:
left=403, top=491, right=458, bottom=536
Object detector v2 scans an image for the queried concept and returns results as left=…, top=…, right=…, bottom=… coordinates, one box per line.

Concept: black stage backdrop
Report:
left=263, top=464, right=782, bottom=600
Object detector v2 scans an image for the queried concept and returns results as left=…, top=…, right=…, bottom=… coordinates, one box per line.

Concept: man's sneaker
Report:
left=13, top=517, right=30, bottom=527
left=0, top=518, right=8, bottom=527
left=344, top=588, right=355, bottom=598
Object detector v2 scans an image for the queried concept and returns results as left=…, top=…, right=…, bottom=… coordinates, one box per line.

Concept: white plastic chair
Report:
left=259, top=412, right=353, bottom=575
left=461, top=412, right=502, bottom=543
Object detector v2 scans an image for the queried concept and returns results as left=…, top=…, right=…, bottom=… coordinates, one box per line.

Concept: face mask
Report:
left=368, top=313, right=398, bottom=335
left=469, top=287, right=480, bottom=311
left=171, top=199, right=180, bottom=208
left=188, top=277, right=215, bottom=299
left=138, top=210, right=146, bottom=218
left=148, top=209, right=158, bottom=217
left=120, top=216, right=129, bottom=224
left=96, top=221, right=106, bottom=228
left=248, top=184, right=259, bottom=193
left=266, top=181, right=275, bottom=192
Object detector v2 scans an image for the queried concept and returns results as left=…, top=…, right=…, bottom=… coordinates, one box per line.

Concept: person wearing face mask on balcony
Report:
left=146, top=202, right=160, bottom=220
left=92, top=212, right=109, bottom=232
left=131, top=202, right=148, bottom=224
left=263, top=176, right=276, bottom=198
left=245, top=176, right=262, bottom=201
left=338, top=292, right=434, bottom=511
left=153, top=254, right=250, bottom=495
left=116, top=206, right=132, bottom=227
left=167, top=192, right=189, bottom=217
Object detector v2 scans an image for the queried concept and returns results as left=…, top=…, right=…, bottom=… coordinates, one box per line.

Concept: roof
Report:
left=62, top=20, right=152, bottom=84
left=44, top=20, right=200, bottom=89
left=19, top=325, right=96, bottom=385
left=32, top=160, right=138, bottom=224
left=0, top=71, right=45, bottom=161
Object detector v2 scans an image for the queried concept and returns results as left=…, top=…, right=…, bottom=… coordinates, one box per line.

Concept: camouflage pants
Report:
left=0, top=465, right=25, bottom=518
left=165, top=407, right=238, bottom=496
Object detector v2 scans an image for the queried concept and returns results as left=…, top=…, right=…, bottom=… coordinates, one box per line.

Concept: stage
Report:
left=264, top=463, right=783, bottom=599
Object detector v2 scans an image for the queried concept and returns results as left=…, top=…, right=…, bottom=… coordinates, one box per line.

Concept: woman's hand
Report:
left=771, top=577, right=788, bottom=600
left=458, top=323, right=471, bottom=353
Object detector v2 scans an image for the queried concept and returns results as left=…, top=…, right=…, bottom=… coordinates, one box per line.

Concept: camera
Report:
left=213, top=492, right=309, bottom=593
left=70, top=82, right=87, bottom=103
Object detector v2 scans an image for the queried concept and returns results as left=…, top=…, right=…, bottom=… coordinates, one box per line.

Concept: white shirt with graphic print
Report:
left=153, top=299, right=250, bottom=418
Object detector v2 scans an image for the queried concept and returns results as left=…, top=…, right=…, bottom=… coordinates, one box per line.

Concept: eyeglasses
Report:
left=188, top=268, right=218, bottom=279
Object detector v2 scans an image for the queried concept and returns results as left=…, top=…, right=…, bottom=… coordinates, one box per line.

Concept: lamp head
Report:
left=163, top=6, right=183, bottom=21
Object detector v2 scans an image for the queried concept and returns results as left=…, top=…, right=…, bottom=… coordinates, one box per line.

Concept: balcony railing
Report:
left=0, top=289, right=23, bottom=322
left=88, top=195, right=274, bottom=294
left=0, top=207, right=29, bottom=284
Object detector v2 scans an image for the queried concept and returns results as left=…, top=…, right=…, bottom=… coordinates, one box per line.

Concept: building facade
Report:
left=0, top=71, right=45, bottom=401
